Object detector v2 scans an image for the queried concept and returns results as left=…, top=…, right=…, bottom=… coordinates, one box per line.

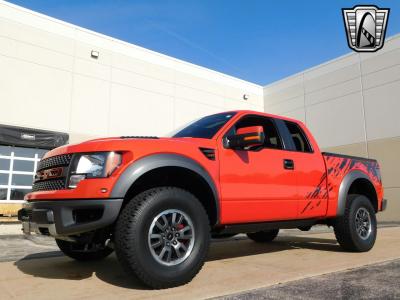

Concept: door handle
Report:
left=283, top=159, right=294, bottom=170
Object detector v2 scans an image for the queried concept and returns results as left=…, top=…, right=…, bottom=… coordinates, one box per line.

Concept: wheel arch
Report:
left=111, top=154, right=220, bottom=226
left=337, top=170, right=378, bottom=215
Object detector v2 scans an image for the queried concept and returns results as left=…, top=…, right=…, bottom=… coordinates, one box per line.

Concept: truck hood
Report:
left=43, top=136, right=217, bottom=159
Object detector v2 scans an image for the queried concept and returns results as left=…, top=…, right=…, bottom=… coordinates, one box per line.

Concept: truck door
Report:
left=277, top=120, right=328, bottom=218
left=217, top=114, right=298, bottom=224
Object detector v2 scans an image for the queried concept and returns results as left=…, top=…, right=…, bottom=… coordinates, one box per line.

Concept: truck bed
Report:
left=322, top=152, right=383, bottom=216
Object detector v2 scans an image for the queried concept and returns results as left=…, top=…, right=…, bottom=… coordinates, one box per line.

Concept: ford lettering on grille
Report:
left=35, top=167, right=64, bottom=182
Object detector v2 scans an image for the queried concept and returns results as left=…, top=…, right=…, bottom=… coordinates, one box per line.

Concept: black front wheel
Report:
left=114, top=187, right=210, bottom=289
left=56, top=239, right=113, bottom=261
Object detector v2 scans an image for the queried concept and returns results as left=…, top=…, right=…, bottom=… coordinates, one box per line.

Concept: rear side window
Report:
left=284, top=121, right=313, bottom=153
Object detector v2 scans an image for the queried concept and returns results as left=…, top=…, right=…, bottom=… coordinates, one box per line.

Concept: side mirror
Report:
left=226, top=126, right=265, bottom=150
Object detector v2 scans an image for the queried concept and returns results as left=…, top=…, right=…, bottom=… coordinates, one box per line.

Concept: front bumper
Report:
left=18, top=198, right=123, bottom=237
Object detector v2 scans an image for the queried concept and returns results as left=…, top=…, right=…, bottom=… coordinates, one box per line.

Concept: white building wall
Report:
left=264, top=34, right=400, bottom=151
left=0, top=0, right=263, bottom=144
left=264, top=34, right=400, bottom=222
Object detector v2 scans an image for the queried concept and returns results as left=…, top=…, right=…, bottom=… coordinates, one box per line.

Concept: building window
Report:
left=0, top=145, right=48, bottom=203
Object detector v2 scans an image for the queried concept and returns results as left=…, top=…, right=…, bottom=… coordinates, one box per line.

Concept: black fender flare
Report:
left=110, top=153, right=220, bottom=224
left=337, top=170, right=376, bottom=216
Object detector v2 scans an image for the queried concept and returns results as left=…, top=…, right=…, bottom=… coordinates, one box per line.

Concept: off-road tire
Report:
left=56, top=239, right=113, bottom=261
left=114, top=187, right=210, bottom=289
left=333, top=194, right=377, bottom=252
left=247, top=229, right=279, bottom=243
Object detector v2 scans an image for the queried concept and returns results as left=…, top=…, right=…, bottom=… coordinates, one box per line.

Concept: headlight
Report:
left=68, top=152, right=122, bottom=188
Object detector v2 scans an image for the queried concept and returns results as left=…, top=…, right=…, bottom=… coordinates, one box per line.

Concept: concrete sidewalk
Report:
left=0, top=227, right=399, bottom=299
left=0, top=223, right=23, bottom=235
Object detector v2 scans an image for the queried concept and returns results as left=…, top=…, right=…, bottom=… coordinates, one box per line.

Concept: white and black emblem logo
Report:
left=342, top=5, right=389, bottom=52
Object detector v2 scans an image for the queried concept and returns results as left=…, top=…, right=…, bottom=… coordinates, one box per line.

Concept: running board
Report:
left=216, top=219, right=319, bottom=234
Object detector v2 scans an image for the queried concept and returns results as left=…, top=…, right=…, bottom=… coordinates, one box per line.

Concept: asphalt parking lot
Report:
left=216, top=259, right=400, bottom=300
left=0, top=225, right=399, bottom=299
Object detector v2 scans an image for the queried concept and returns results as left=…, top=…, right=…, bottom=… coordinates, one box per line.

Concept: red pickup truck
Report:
left=18, top=110, right=385, bottom=288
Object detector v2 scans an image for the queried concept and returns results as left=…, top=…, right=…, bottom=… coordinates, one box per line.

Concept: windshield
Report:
left=170, top=112, right=236, bottom=139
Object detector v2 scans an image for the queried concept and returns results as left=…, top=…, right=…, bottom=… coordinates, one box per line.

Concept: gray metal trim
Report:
left=111, top=154, right=220, bottom=223
left=20, top=198, right=123, bottom=236
left=337, top=170, right=371, bottom=216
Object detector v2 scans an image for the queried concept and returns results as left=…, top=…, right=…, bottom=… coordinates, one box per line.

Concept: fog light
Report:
left=69, top=174, right=86, bottom=188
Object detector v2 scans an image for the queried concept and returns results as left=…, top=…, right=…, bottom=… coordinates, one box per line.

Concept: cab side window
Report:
left=284, top=121, right=312, bottom=153
left=234, top=116, right=283, bottom=150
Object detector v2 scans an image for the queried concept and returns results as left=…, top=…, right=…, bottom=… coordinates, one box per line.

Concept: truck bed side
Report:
left=322, top=152, right=383, bottom=217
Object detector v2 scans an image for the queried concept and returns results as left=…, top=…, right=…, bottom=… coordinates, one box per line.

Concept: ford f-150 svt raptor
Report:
left=18, top=110, right=386, bottom=289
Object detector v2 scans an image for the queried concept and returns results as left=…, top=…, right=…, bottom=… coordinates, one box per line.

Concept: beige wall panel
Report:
left=305, top=93, right=365, bottom=148
left=363, top=80, right=400, bottom=141
left=368, top=137, right=400, bottom=189
left=0, top=36, right=17, bottom=57
left=247, top=94, right=264, bottom=108
left=0, top=55, right=71, bottom=132
left=110, top=39, right=174, bottom=71
left=175, top=84, right=225, bottom=108
left=112, top=50, right=175, bottom=83
left=74, top=29, right=115, bottom=54
left=75, top=41, right=112, bottom=66
left=109, top=83, right=174, bottom=136
left=304, top=63, right=360, bottom=94
left=321, top=142, right=368, bottom=158
left=111, top=68, right=174, bottom=96
left=68, top=133, right=100, bottom=144
left=146, top=60, right=176, bottom=82
left=280, top=108, right=306, bottom=123
left=305, top=78, right=361, bottom=106
left=70, top=75, right=110, bottom=137
left=225, top=86, right=264, bottom=107
left=360, top=48, right=400, bottom=75
left=174, top=98, right=223, bottom=130
left=377, top=188, right=400, bottom=222
left=111, top=53, right=150, bottom=78
left=360, top=35, right=400, bottom=62
left=264, top=83, right=304, bottom=105
left=362, top=64, right=400, bottom=90
left=263, top=74, right=303, bottom=95
left=251, top=105, right=265, bottom=113
left=175, top=72, right=224, bottom=96
left=303, top=54, right=359, bottom=81
left=74, top=57, right=110, bottom=81
left=16, top=40, right=73, bottom=71
left=223, top=98, right=262, bottom=112
left=0, top=17, right=74, bottom=55
left=266, top=96, right=304, bottom=115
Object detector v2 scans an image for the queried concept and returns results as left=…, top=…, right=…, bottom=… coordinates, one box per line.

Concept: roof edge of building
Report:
left=0, top=0, right=263, bottom=95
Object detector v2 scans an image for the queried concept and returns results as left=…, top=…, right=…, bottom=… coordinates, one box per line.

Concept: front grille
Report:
left=37, top=154, right=72, bottom=171
left=27, top=209, right=33, bottom=220
left=33, top=154, right=73, bottom=192
left=31, top=180, right=66, bottom=192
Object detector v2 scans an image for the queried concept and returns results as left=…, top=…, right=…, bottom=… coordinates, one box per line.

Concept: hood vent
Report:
left=120, top=136, right=159, bottom=139
left=199, top=148, right=215, bottom=160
